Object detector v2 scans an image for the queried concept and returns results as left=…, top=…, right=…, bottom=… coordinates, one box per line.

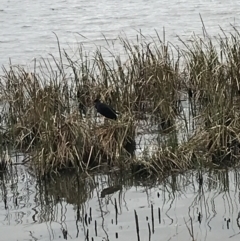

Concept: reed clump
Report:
left=0, top=64, right=139, bottom=175
left=1, top=26, right=240, bottom=176
left=181, top=28, right=240, bottom=166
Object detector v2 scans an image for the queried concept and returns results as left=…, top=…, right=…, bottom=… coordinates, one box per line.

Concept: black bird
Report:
left=94, top=99, right=118, bottom=120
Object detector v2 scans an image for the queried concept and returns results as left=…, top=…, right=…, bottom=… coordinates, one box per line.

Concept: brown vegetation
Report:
left=1, top=27, right=240, bottom=176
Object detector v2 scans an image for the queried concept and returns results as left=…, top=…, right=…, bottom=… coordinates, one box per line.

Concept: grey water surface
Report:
left=1, top=0, right=240, bottom=68
left=1, top=162, right=240, bottom=241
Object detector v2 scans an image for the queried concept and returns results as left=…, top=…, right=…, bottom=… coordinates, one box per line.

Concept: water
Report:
left=1, top=162, right=240, bottom=241
left=1, top=0, right=240, bottom=68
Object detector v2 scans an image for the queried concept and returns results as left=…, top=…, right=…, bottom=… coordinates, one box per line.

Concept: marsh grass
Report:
left=1, top=26, right=240, bottom=176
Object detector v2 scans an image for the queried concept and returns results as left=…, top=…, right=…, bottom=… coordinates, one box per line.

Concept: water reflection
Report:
left=1, top=164, right=240, bottom=241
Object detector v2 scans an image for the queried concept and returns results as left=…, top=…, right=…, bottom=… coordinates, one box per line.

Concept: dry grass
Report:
left=1, top=26, right=240, bottom=176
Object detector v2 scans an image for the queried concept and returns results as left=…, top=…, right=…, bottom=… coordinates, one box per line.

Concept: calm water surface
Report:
left=1, top=163, right=240, bottom=241
left=1, top=0, right=240, bottom=67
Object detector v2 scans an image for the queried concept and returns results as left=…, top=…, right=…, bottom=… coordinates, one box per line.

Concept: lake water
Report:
left=1, top=0, right=240, bottom=68
left=1, top=1, right=240, bottom=240
left=1, top=162, right=240, bottom=241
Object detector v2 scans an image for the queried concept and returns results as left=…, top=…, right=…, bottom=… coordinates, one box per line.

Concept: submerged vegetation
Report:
left=1, top=26, right=240, bottom=176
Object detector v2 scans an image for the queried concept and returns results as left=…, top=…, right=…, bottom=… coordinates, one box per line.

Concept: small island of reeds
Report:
left=1, top=26, right=240, bottom=177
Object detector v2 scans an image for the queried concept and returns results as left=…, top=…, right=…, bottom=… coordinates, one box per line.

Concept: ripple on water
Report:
left=1, top=0, right=240, bottom=67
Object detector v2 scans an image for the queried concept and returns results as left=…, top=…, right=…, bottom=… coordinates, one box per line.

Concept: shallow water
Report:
left=1, top=159, right=240, bottom=241
left=1, top=0, right=240, bottom=68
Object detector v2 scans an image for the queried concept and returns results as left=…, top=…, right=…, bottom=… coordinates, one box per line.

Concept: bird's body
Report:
left=94, top=99, right=118, bottom=120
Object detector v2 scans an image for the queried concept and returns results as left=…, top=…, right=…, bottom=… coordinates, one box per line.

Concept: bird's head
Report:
left=94, top=99, right=100, bottom=104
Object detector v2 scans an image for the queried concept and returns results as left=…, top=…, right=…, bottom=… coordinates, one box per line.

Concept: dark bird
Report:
left=94, top=99, right=118, bottom=120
